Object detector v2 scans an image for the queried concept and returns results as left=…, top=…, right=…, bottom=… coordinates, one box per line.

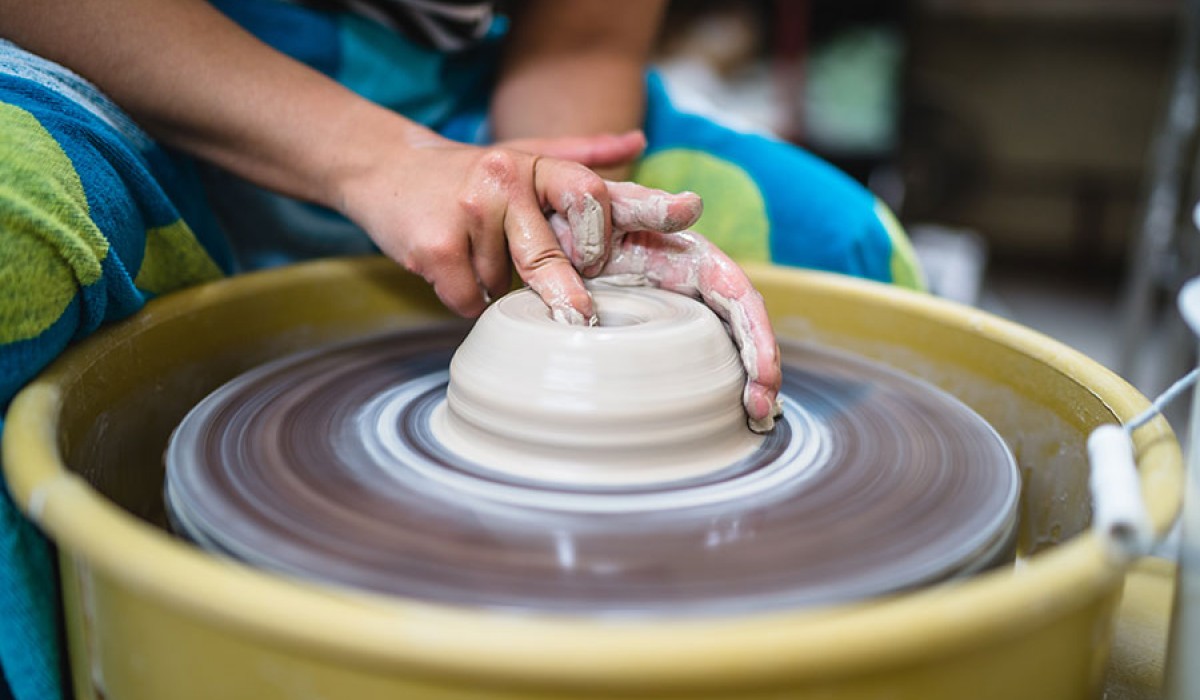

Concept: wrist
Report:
left=319, top=101, right=446, bottom=216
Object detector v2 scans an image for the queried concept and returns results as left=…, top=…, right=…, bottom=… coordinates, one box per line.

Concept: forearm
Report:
left=491, top=52, right=647, bottom=139
left=491, top=0, right=666, bottom=174
left=0, top=0, right=432, bottom=210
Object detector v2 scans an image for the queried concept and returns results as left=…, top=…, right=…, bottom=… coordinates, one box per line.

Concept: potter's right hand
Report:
left=576, top=182, right=784, bottom=434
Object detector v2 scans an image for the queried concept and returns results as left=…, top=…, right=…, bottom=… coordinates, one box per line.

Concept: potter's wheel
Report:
left=165, top=286, right=1020, bottom=615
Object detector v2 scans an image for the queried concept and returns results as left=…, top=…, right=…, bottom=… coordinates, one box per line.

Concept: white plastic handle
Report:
left=1087, top=424, right=1153, bottom=564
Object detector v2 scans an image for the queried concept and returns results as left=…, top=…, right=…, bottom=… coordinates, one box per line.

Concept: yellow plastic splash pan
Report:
left=2, top=257, right=1183, bottom=699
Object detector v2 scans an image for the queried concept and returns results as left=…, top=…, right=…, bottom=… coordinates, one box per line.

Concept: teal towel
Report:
left=0, top=39, right=233, bottom=700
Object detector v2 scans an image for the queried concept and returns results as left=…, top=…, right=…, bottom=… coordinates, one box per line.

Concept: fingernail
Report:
left=748, top=412, right=776, bottom=434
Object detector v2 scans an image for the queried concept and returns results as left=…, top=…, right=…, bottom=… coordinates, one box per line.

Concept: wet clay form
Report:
left=433, top=285, right=763, bottom=486
left=166, top=285, right=1022, bottom=614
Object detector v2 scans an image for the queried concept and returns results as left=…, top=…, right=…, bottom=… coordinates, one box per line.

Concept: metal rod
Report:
left=1117, top=0, right=1200, bottom=379
left=1166, top=276, right=1200, bottom=699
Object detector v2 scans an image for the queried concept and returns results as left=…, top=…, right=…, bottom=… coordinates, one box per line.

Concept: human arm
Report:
left=0, top=0, right=780, bottom=428
left=0, top=0, right=613, bottom=320
left=490, top=0, right=667, bottom=179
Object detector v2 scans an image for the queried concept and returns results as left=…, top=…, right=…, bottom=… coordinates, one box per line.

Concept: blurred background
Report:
left=652, top=0, right=1194, bottom=429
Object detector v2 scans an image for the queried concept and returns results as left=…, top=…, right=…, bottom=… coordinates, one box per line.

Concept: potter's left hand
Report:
left=549, top=181, right=784, bottom=433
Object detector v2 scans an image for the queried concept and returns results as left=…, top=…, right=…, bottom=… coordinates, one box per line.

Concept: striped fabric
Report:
left=293, top=0, right=495, bottom=50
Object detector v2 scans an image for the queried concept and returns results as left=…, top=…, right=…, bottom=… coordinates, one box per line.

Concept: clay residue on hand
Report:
left=709, top=290, right=757, bottom=381
left=709, top=289, right=782, bottom=433
left=532, top=274, right=597, bottom=327
left=566, top=192, right=606, bottom=269
left=607, top=183, right=703, bottom=233
left=551, top=305, right=601, bottom=326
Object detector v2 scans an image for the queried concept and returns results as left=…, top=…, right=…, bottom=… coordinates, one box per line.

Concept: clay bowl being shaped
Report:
left=3, top=257, right=1183, bottom=700
left=434, top=284, right=762, bottom=485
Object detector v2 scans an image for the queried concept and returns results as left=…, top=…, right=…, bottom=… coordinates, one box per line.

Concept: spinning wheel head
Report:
left=165, top=286, right=1020, bottom=615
